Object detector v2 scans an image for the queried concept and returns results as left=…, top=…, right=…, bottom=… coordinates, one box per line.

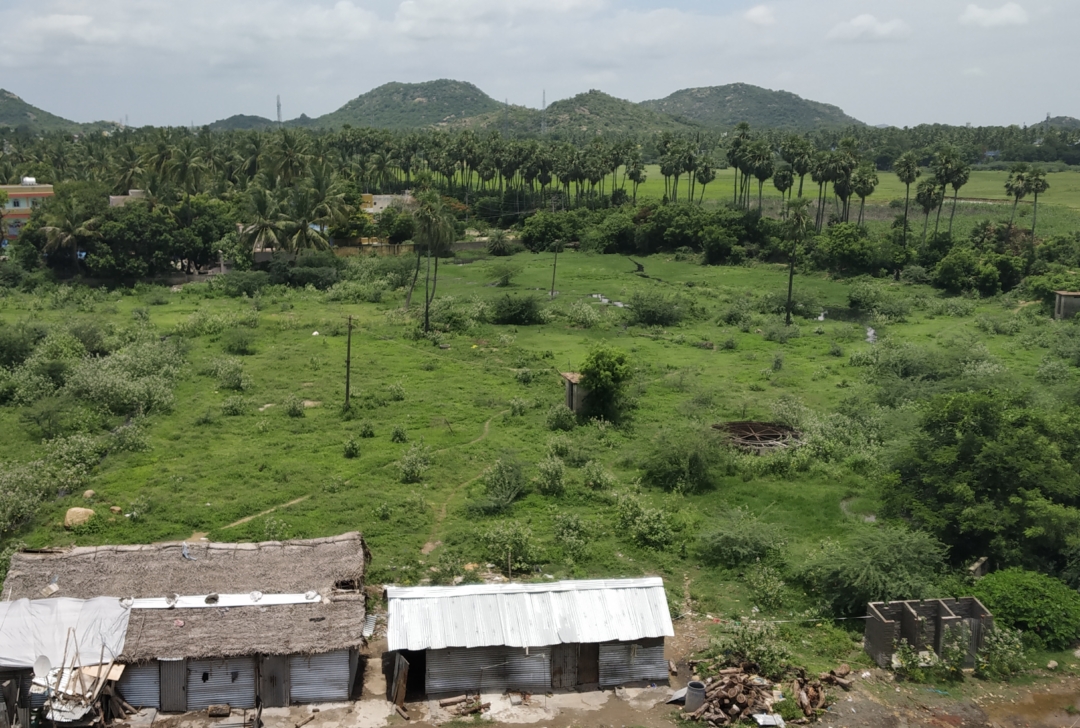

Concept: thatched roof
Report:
left=1, top=533, right=368, bottom=662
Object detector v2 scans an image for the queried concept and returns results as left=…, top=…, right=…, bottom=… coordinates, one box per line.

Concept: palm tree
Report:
left=946, top=162, right=971, bottom=236
left=894, top=152, right=921, bottom=251
left=695, top=162, right=716, bottom=204
left=851, top=165, right=879, bottom=226
left=747, top=140, right=775, bottom=212
left=784, top=198, right=812, bottom=326
left=780, top=136, right=814, bottom=198
left=114, top=144, right=144, bottom=194
left=627, top=160, right=647, bottom=204
left=915, top=178, right=944, bottom=244
left=168, top=139, right=203, bottom=198
left=241, top=187, right=284, bottom=252
left=1005, top=162, right=1032, bottom=228
left=411, top=192, right=456, bottom=331
left=772, top=167, right=794, bottom=217
left=280, top=186, right=330, bottom=253
left=930, top=146, right=962, bottom=236
left=1028, top=167, right=1050, bottom=239
left=41, top=197, right=95, bottom=268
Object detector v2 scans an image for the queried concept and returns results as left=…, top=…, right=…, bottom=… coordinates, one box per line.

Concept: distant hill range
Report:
left=209, top=79, right=864, bottom=135
left=641, top=83, right=863, bottom=132
left=1039, top=116, right=1080, bottom=130
left=0, top=89, right=118, bottom=134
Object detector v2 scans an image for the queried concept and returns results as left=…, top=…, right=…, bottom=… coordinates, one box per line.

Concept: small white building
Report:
left=385, top=578, right=674, bottom=695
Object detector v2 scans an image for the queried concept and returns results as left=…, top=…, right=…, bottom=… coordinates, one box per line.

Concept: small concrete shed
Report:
left=385, top=578, right=674, bottom=695
left=560, top=372, right=589, bottom=414
left=1055, top=291, right=1080, bottom=320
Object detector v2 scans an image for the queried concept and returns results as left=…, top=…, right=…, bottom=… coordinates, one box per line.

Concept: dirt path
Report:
left=185, top=495, right=313, bottom=540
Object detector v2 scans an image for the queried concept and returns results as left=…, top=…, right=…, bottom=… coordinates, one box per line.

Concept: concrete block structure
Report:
left=864, top=597, right=993, bottom=669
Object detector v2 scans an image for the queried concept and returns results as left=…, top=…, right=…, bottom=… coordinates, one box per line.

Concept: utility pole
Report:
left=344, top=316, right=353, bottom=411
left=541, top=90, right=546, bottom=136
left=277, top=95, right=282, bottom=126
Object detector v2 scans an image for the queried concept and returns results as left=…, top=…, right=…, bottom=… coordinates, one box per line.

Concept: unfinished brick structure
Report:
left=864, top=598, right=993, bottom=668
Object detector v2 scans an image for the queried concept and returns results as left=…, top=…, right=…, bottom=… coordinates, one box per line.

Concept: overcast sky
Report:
left=0, top=0, right=1072, bottom=128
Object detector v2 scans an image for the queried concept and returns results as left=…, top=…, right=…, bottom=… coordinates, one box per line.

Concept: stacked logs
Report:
left=684, top=665, right=841, bottom=725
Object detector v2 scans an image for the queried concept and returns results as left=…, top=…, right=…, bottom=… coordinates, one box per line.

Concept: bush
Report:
left=534, top=455, right=566, bottom=496
left=746, top=563, right=786, bottom=609
left=628, top=291, right=685, bottom=327
left=387, top=382, right=406, bottom=401
left=515, top=369, right=534, bottom=385
left=490, top=294, right=543, bottom=325
left=974, top=626, right=1027, bottom=680
left=390, top=424, right=408, bottom=443
left=641, top=429, right=721, bottom=494
left=205, top=357, right=249, bottom=391
left=698, top=506, right=785, bottom=567
left=222, top=328, right=256, bottom=355
left=282, top=395, right=305, bottom=418
left=762, top=322, right=801, bottom=344
left=358, top=421, right=375, bottom=438
left=396, top=442, right=433, bottom=483
left=214, top=271, right=269, bottom=298
left=473, top=457, right=527, bottom=514
left=616, top=494, right=675, bottom=549
left=798, top=526, right=946, bottom=616
left=486, top=229, right=513, bottom=256
left=579, top=345, right=631, bottom=419
left=709, top=622, right=790, bottom=680
left=324, top=280, right=386, bottom=303
left=344, top=437, right=360, bottom=459
left=553, top=512, right=589, bottom=561
left=487, top=261, right=522, bottom=287
left=483, top=520, right=541, bottom=575
left=971, top=569, right=1080, bottom=650
left=546, top=404, right=576, bottom=431
left=220, top=396, right=247, bottom=416
left=581, top=460, right=616, bottom=490
left=567, top=301, right=602, bottom=328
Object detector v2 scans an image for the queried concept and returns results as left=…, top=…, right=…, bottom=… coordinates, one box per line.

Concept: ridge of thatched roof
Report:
left=1, top=533, right=369, bottom=662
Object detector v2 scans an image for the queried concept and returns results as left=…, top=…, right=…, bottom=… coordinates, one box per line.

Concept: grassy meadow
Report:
left=1, top=250, right=1069, bottom=673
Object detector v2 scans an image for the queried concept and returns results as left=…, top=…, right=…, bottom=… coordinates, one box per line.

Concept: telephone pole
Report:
left=344, top=316, right=353, bottom=411
left=541, top=90, right=546, bottom=135
left=277, top=95, right=282, bottom=126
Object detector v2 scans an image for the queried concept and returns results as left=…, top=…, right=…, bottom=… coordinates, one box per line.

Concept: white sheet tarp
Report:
left=0, top=598, right=129, bottom=669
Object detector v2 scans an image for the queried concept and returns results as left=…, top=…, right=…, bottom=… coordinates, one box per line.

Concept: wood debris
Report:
left=682, top=664, right=837, bottom=724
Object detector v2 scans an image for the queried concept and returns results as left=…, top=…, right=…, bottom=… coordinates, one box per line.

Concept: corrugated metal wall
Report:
left=159, top=659, right=187, bottom=713
left=288, top=651, right=351, bottom=704
left=598, top=639, right=667, bottom=687
left=186, top=658, right=256, bottom=710
left=425, top=647, right=551, bottom=695
left=117, top=663, right=160, bottom=709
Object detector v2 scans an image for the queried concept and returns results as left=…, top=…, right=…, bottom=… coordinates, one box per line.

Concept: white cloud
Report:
left=959, top=3, right=1028, bottom=27
left=827, top=14, right=910, bottom=42
left=743, top=5, right=775, bottom=27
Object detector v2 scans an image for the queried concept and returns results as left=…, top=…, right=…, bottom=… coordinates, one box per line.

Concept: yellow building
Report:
left=2, top=177, right=54, bottom=240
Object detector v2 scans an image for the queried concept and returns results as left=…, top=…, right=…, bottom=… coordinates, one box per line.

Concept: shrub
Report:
left=534, top=455, right=566, bottom=496
left=473, top=457, right=527, bottom=514
left=553, top=512, right=589, bottom=561
left=220, top=396, right=247, bottom=416
left=762, top=322, right=801, bottom=344
left=567, top=301, right=601, bottom=328
left=829, top=341, right=844, bottom=357
left=546, top=404, right=576, bottom=431
left=971, top=569, right=1080, bottom=650
left=490, top=294, right=543, bottom=325
left=486, top=229, right=513, bottom=256
left=627, top=291, right=684, bottom=327
left=483, top=521, right=541, bottom=575
left=65, top=339, right=183, bottom=415
left=798, top=526, right=946, bottom=616
left=709, top=622, right=790, bottom=680
left=641, top=428, right=720, bottom=494
left=344, top=437, right=360, bottom=459
left=111, top=420, right=150, bottom=453
left=390, top=424, right=408, bottom=443
left=205, top=357, right=249, bottom=391
left=282, top=395, right=305, bottom=418
left=214, top=271, right=269, bottom=298
left=222, top=328, right=256, bottom=355
left=508, top=398, right=530, bottom=416
left=746, top=563, right=786, bottom=609
left=487, top=261, right=522, bottom=287
left=387, top=382, right=406, bottom=401
left=359, top=421, right=375, bottom=438
left=1036, top=357, right=1070, bottom=384
left=324, top=280, right=386, bottom=303
left=396, top=442, right=433, bottom=483
left=581, top=460, right=616, bottom=490
left=616, top=494, right=674, bottom=549
left=698, top=506, right=785, bottom=567
left=579, top=345, right=631, bottom=419
left=974, top=626, right=1027, bottom=680
left=515, top=369, right=534, bottom=385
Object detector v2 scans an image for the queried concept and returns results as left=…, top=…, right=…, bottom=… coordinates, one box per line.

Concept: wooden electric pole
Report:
left=344, top=316, right=353, bottom=411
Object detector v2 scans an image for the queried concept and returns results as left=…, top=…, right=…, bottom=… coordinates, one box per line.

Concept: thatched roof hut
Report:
left=1, top=533, right=369, bottom=663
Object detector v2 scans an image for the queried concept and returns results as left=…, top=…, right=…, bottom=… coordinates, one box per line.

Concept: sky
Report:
left=0, top=0, right=1073, bottom=128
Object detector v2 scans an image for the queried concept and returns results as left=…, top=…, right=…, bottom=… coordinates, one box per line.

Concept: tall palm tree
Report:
left=894, top=152, right=921, bottom=252
left=41, top=197, right=95, bottom=268
left=695, top=161, right=716, bottom=204
left=852, top=165, right=879, bottom=226
left=915, top=178, right=944, bottom=244
left=1005, top=162, right=1032, bottom=228
left=747, top=140, right=775, bottom=212
left=930, top=146, right=962, bottom=236
left=114, top=144, right=144, bottom=194
left=168, top=138, right=203, bottom=198
left=780, top=136, right=814, bottom=198
left=280, top=186, right=330, bottom=253
left=411, top=192, right=455, bottom=331
left=1028, top=167, right=1050, bottom=239
left=784, top=198, right=813, bottom=326
left=241, top=187, right=284, bottom=252
left=946, top=162, right=971, bottom=236
left=772, top=167, right=794, bottom=217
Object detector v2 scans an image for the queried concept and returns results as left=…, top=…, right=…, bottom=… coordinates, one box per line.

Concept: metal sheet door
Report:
left=288, top=651, right=350, bottom=704
left=158, top=659, right=187, bottom=713
left=117, top=662, right=160, bottom=710
left=258, top=655, right=289, bottom=708
left=550, top=644, right=578, bottom=689
left=578, top=643, right=599, bottom=685
left=186, top=658, right=256, bottom=710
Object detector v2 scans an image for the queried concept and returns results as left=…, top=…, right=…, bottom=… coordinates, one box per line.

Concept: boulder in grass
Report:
left=64, top=508, right=94, bottom=529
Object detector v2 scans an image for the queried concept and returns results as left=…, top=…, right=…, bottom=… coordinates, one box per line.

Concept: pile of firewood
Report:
left=438, top=695, right=491, bottom=717
left=683, top=664, right=846, bottom=725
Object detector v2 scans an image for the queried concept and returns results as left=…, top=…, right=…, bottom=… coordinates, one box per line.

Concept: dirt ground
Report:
left=146, top=615, right=1080, bottom=728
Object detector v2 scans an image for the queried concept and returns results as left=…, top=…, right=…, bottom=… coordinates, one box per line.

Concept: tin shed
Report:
left=1, top=533, right=369, bottom=713
left=385, top=578, right=674, bottom=695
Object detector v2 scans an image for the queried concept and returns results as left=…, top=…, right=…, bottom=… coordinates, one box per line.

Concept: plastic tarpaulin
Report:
left=0, top=598, right=129, bottom=669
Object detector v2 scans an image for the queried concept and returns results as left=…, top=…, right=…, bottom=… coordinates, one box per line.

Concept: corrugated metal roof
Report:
left=386, top=578, right=673, bottom=652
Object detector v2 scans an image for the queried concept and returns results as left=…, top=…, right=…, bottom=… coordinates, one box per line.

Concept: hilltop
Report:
left=209, top=114, right=277, bottom=132
left=303, top=79, right=504, bottom=130
left=641, top=83, right=863, bottom=131
left=0, top=89, right=83, bottom=133
left=1040, top=116, right=1080, bottom=130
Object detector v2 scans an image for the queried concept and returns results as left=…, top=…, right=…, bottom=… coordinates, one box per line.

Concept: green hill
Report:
left=1041, top=116, right=1080, bottom=130
left=307, top=80, right=503, bottom=130
left=0, top=89, right=83, bottom=133
left=640, top=83, right=863, bottom=131
left=209, top=114, right=277, bottom=132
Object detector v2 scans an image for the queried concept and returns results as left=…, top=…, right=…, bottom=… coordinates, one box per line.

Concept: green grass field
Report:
left=5, top=252, right=1080, bottom=674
